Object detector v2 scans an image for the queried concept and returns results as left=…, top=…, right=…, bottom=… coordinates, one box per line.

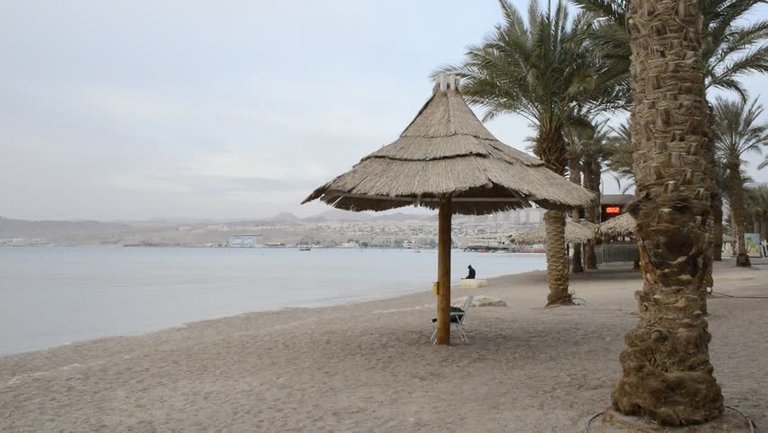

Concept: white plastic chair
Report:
left=430, top=295, right=474, bottom=344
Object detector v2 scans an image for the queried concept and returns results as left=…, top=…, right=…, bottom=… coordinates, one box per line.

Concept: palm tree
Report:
left=610, top=0, right=724, bottom=426
left=745, top=185, right=768, bottom=243
left=565, top=119, right=614, bottom=269
left=438, top=0, right=622, bottom=305
left=565, top=127, right=586, bottom=272
left=713, top=96, right=768, bottom=265
left=604, top=122, right=635, bottom=192
left=574, top=0, right=768, bottom=267
left=573, top=0, right=768, bottom=95
left=712, top=163, right=731, bottom=260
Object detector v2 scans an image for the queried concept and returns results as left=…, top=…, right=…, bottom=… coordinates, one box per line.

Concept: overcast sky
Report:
left=2, top=1, right=768, bottom=221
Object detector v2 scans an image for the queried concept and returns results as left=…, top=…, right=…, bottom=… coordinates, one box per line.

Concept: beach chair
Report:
left=430, top=295, right=474, bottom=344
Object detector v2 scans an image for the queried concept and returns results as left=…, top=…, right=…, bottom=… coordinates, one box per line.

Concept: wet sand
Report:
left=1, top=259, right=766, bottom=432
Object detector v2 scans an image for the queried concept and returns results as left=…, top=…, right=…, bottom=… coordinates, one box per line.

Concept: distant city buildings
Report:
left=227, top=234, right=261, bottom=248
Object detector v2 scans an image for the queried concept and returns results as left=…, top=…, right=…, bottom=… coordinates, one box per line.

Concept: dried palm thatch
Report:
left=303, top=75, right=595, bottom=346
left=596, top=213, right=637, bottom=238
left=510, top=220, right=596, bottom=244
left=303, top=76, right=595, bottom=214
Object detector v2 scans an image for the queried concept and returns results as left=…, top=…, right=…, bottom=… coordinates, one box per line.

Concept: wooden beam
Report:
left=436, top=196, right=452, bottom=345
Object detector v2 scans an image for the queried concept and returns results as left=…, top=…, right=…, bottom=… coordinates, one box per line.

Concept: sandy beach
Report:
left=1, top=259, right=766, bottom=432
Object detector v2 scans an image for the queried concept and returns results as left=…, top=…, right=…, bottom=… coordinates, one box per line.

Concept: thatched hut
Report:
left=304, top=75, right=594, bottom=344
left=509, top=220, right=596, bottom=244
left=596, top=212, right=636, bottom=238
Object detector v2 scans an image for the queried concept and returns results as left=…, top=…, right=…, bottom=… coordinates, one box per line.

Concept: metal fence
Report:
left=595, top=242, right=638, bottom=264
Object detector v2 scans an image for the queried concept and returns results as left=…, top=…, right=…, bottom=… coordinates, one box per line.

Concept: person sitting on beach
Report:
left=465, top=265, right=476, bottom=280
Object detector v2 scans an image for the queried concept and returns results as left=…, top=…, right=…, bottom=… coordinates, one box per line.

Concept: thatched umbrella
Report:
left=596, top=212, right=637, bottom=238
left=509, top=220, right=596, bottom=244
left=303, top=75, right=594, bottom=344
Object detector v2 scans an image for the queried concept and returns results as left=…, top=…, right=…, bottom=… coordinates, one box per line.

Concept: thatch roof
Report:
left=597, top=213, right=636, bottom=238
left=509, top=220, right=597, bottom=244
left=303, top=76, right=595, bottom=215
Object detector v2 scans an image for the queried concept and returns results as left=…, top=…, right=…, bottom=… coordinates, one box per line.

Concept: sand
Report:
left=1, top=259, right=766, bottom=432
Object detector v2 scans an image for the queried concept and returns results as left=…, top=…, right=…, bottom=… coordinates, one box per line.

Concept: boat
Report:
left=298, top=245, right=311, bottom=251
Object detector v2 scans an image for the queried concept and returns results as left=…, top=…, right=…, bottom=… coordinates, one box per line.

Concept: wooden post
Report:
left=436, top=196, right=452, bottom=345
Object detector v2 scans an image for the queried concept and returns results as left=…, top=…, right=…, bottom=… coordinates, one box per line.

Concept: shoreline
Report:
left=1, top=260, right=766, bottom=431
left=0, top=267, right=543, bottom=359
left=0, top=248, right=547, bottom=357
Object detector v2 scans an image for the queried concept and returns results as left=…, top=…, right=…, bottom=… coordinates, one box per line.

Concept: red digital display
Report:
left=605, top=206, right=621, bottom=215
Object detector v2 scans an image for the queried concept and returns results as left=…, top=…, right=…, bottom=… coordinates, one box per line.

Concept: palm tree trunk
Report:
left=583, top=161, right=600, bottom=269
left=730, top=207, right=736, bottom=256
left=544, top=210, right=572, bottom=305
left=729, top=167, right=751, bottom=266
left=712, top=192, right=723, bottom=261
left=569, top=158, right=584, bottom=273
left=612, top=0, right=723, bottom=425
left=536, top=130, right=572, bottom=305
left=702, top=104, right=716, bottom=299
left=761, top=215, right=768, bottom=245
left=571, top=241, right=583, bottom=273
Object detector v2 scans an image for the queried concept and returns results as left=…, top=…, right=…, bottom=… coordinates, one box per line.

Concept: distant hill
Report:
left=268, top=212, right=304, bottom=224
left=309, top=209, right=375, bottom=222
left=307, top=209, right=432, bottom=222
left=0, top=210, right=438, bottom=247
left=0, top=217, right=134, bottom=239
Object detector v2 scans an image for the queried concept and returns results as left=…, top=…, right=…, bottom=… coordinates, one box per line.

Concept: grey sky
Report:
left=2, top=1, right=767, bottom=220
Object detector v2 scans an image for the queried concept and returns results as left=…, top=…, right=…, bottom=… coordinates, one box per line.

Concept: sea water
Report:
left=0, top=247, right=545, bottom=355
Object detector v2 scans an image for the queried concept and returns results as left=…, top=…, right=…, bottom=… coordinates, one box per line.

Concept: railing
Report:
left=596, top=242, right=638, bottom=264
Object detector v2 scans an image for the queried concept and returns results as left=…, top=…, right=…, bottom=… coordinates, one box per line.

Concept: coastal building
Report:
left=227, top=234, right=261, bottom=248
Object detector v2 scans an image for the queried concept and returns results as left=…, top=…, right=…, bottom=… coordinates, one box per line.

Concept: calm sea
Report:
left=0, top=247, right=545, bottom=355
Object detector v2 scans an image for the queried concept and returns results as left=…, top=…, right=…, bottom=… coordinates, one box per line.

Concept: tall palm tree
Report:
left=439, top=0, right=622, bottom=305
left=574, top=0, right=768, bottom=266
left=610, top=0, right=724, bottom=425
left=572, top=0, right=768, bottom=95
left=713, top=96, right=768, bottom=265
left=565, top=128, right=586, bottom=272
left=565, top=119, right=614, bottom=268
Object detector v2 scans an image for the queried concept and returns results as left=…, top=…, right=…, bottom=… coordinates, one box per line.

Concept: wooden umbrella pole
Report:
left=436, top=196, right=452, bottom=345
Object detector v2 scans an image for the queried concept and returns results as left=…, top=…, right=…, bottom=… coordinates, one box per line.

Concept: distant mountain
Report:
left=371, top=212, right=434, bottom=222
left=0, top=217, right=133, bottom=240
left=307, top=209, right=374, bottom=222
left=307, top=209, right=432, bottom=222
left=269, top=212, right=303, bottom=222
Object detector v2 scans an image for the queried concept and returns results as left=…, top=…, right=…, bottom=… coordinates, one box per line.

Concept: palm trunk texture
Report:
left=712, top=192, right=723, bottom=261
left=544, top=210, right=571, bottom=305
left=729, top=167, right=751, bottom=266
left=702, top=105, right=716, bottom=296
left=613, top=0, right=723, bottom=425
left=569, top=160, right=584, bottom=273
left=583, top=162, right=600, bottom=269
left=537, top=131, right=572, bottom=305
